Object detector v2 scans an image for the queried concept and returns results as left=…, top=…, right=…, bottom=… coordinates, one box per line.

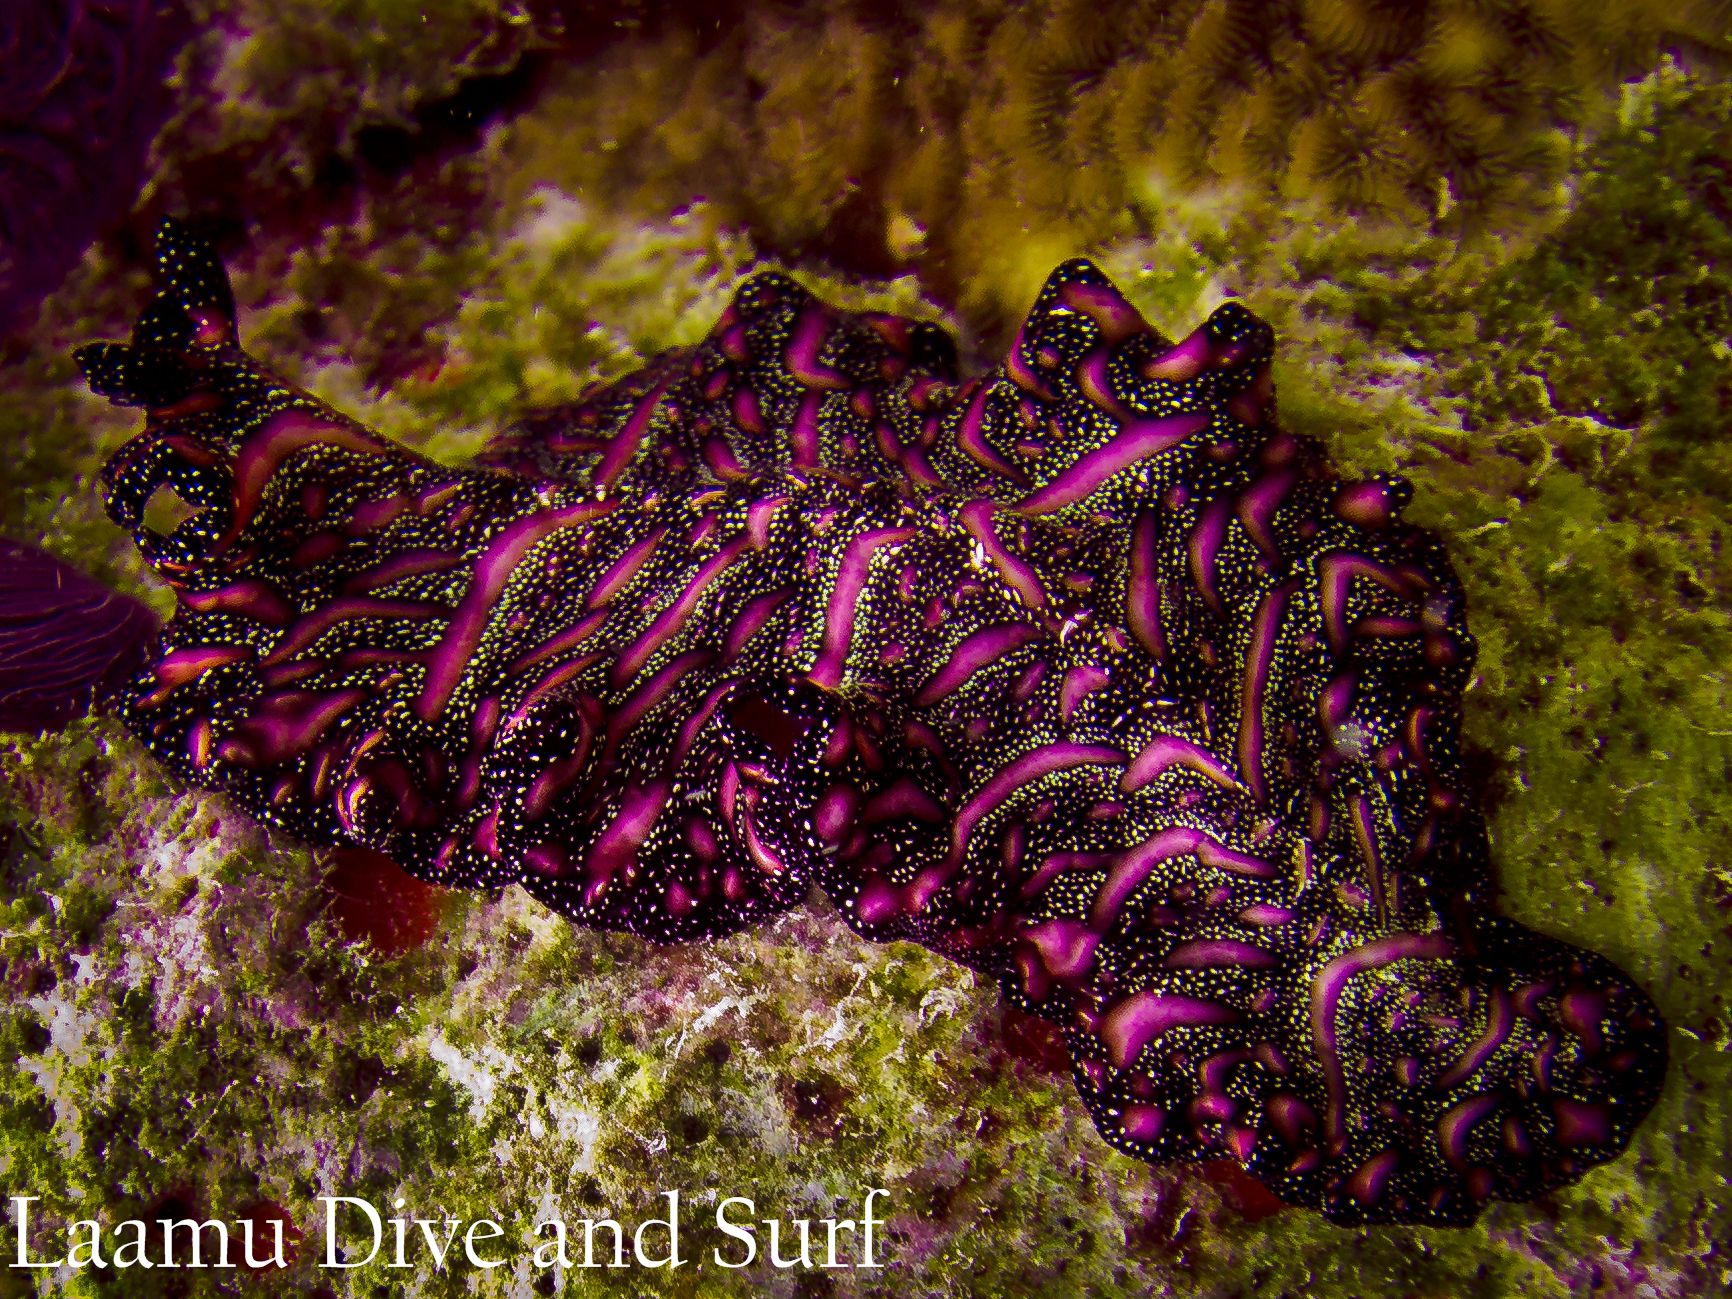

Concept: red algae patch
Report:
left=1202, top=1159, right=1288, bottom=1222
left=322, top=847, right=446, bottom=954
left=999, top=1003, right=1072, bottom=1074
left=235, top=1200, right=303, bottom=1271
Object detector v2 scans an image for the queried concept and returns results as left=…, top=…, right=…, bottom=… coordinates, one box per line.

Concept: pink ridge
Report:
left=808, top=527, right=916, bottom=689
left=1016, top=412, right=1208, bottom=516
left=1311, top=931, right=1456, bottom=1152
left=959, top=500, right=1048, bottom=611
left=417, top=499, right=617, bottom=720
left=1098, top=991, right=1238, bottom=1070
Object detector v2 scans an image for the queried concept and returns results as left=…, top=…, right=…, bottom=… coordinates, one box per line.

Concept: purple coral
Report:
left=0, top=539, right=158, bottom=732
left=76, top=218, right=1666, bottom=1225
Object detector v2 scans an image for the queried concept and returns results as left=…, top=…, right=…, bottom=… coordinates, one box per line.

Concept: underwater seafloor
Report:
left=2, top=3, right=1730, bottom=1296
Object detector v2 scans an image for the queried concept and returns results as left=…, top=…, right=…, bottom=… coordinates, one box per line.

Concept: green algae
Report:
left=495, top=0, right=1732, bottom=345
left=2, top=6, right=1731, bottom=1296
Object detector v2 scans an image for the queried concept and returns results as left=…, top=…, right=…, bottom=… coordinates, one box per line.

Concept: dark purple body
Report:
left=72, top=219, right=1666, bottom=1225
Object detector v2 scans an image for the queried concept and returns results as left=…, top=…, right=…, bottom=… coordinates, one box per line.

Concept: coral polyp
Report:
left=79, top=218, right=1665, bottom=1226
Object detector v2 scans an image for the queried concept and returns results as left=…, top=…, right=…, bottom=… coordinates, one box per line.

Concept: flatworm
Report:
left=74, top=219, right=1666, bottom=1225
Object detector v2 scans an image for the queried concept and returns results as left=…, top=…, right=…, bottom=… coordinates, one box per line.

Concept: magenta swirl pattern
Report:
left=79, top=219, right=1666, bottom=1226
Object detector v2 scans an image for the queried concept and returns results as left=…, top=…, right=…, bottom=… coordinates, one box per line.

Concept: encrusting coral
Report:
left=494, top=0, right=1732, bottom=335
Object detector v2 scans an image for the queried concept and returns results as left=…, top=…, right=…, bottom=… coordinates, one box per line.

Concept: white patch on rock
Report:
left=423, top=1031, right=518, bottom=1120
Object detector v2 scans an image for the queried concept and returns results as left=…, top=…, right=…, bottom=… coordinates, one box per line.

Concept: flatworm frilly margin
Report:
left=74, top=218, right=1666, bottom=1226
